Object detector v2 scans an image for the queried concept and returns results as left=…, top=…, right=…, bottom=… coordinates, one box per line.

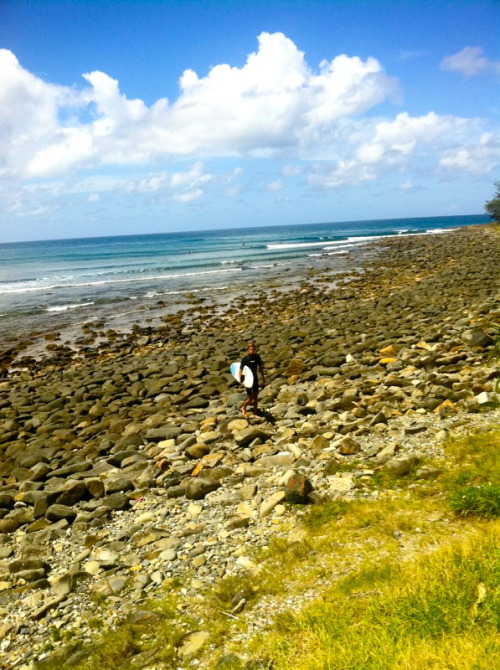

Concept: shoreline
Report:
left=0, top=224, right=498, bottom=668
left=2, top=244, right=364, bottom=371
left=0, top=220, right=487, bottom=369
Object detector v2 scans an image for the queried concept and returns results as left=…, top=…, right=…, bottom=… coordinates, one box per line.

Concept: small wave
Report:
left=45, top=302, right=94, bottom=312
left=308, top=251, right=349, bottom=257
left=425, top=227, right=457, bottom=235
left=0, top=267, right=243, bottom=295
left=266, top=234, right=393, bottom=250
left=267, top=240, right=339, bottom=250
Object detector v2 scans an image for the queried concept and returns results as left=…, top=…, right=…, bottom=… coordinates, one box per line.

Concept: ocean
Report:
left=0, top=214, right=490, bottom=343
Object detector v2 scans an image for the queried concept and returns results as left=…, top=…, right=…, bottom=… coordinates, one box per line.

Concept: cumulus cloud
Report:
left=267, top=179, right=284, bottom=191
left=440, top=46, right=500, bottom=77
left=0, top=34, right=401, bottom=178
left=307, top=111, right=493, bottom=189
left=0, top=33, right=499, bottom=194
left=439, top=132, right=500, bottom=174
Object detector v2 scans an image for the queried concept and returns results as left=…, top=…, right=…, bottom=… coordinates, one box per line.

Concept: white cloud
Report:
left=170, top=161, right=211, bottom=188
left=440, top=46, right=500, bottom=77
left=439, top=132, right=500, bottom=174
left=267, top=179, right=284, bottom=191
left=356, top=112, right=467, bottom=167
left=0, top=33, right=499, bottom=203
left=283, top=164, right=303, bottom=176
left=124, top=172, right=168, bottom=193
left=172, top=188, right=203, bottom=203
left=0, top=34, right=400, bottom=178
left=307, top=112, right=496, bottom=188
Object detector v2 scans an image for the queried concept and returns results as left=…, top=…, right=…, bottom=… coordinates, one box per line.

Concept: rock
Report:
left=404, top=423, right=428, bottom=435
left=51, top=572, right=75, bottom=598
left=93, top=549, right=120, bottom=568
left=373, top=443, right=399, bottom=464
left=461, top=329, right=493, bottom=347
left=284, top=473, right=313, bottom=504
left=146, top=426, right=182, bottom=441
left=228, top=418, right=248, bottom=432
left=9, top=558, right=51, bottom=575
left=259, top=491, right=286, bottom=518
left=178, top=630, right=210, bottom=658
left=104, top=475, right=134, bottom=494
left=85, top=478, right=105, bottom=498
left=337, top=437, right=361, bottom=455
left=234, top=427, right=272, bottom=448
left=224, top=515, right=251, bottom=530
left=55, top=481, right=89, bottom=506
left=185, top=478, right=221, bottom=500
left=45, top=504, right=77, bottom=522
left=384, top=455, right=420, bottom=476
left=328, top=474, right=355, bottom=494
left=256, top=452, right=295, bottom=468
left=310, top=435, right=330, bottom=453
left=101, top=492, right=130, bottom=510
left=475, top=391, right=495, bottom=405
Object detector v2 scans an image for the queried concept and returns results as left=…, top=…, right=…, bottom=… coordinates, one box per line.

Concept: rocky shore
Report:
left=0, top=225, right=499, bottom=669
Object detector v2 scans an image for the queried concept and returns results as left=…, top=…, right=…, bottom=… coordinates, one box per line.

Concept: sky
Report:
left=0, top=0, right=499, bottom=242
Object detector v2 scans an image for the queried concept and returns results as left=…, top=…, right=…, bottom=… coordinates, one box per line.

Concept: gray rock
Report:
left=45, top=504, right=77, bottom=522
left=234, top=427, right=272, bottom=448
left=384, top=455, right=420, bottom=476
left=185, top=478, right=221, bottom=500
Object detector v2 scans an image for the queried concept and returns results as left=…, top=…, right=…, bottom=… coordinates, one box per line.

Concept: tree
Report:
left=485, top=181, right=500, bottom=222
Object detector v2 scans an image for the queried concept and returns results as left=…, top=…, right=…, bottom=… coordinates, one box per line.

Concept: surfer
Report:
left=240, top=340, right=266, bottom=418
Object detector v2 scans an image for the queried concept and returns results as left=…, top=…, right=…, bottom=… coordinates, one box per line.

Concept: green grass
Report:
left=37, top=594, right=195, bottom=670
left=443, top=429, right=500, bottom=521
left=247, top=528, right=500, bottom=670
left=449, top=484, right=500, bottom=518
left=301, top=499, right=349, bottom=531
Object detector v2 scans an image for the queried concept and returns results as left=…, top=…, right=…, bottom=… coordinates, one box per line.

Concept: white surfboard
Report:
left=230, top=362, right=254, bottom=389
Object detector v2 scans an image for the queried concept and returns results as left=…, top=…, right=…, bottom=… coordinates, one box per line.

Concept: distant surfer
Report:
left=239, top=340, right=266, bottom=418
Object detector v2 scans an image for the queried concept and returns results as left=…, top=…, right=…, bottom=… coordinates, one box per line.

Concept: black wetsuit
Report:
left=240, top=352, right=262, bottom=395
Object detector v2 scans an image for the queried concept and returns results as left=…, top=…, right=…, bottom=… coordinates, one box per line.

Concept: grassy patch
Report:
left=40, top=595, right=195, bottom=670
left=449, top=484, right=500, bottom=518
left=301, top=499, right=349, bottom=531
left=247, top=527, right=500, bottom=670
left=444, top=429, right=500, bottom=519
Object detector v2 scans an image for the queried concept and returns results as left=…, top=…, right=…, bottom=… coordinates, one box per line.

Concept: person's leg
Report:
left=242, top=391, right=257, bottom=417
left=242, top=390, right=253, bottom=417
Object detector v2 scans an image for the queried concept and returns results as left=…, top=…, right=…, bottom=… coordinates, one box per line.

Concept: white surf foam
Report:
left=45, top=302, right=94, bottom=312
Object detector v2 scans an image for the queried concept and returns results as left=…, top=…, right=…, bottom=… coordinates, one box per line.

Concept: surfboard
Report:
left=230, top=362, right=254, bottom=389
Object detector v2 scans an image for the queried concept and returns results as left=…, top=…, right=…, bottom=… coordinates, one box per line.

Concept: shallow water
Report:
left=0, top=214, right=489, bottom=344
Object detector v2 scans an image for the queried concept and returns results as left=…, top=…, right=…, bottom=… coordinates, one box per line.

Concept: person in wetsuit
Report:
left=240, top=340, right=266, bottom=418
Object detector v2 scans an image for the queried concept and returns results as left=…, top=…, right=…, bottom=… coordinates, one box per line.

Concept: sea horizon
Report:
left=0, top=212, right=489, bottom=246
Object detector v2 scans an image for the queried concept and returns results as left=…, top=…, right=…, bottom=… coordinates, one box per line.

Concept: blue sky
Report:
left=1, top=0, right=499, bottom=242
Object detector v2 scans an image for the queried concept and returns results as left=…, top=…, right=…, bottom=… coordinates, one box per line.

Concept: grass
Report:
left=248, top=527, right=499, bottom=670
left=449, top=484, right=500, bottom=518
left=39, top=427, right=500, bottom=670
left=36, top=594, right=196, bottom=670
left=443, top=429, right=500, bottom=519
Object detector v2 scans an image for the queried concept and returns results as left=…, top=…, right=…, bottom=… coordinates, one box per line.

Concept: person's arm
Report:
left=259, top=362, right=266, bottom=386
left=239, top=358, right=246, bottom=384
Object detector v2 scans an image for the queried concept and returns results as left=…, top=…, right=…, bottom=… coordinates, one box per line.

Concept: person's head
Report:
left=247, top=340, right=256, bottom=354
